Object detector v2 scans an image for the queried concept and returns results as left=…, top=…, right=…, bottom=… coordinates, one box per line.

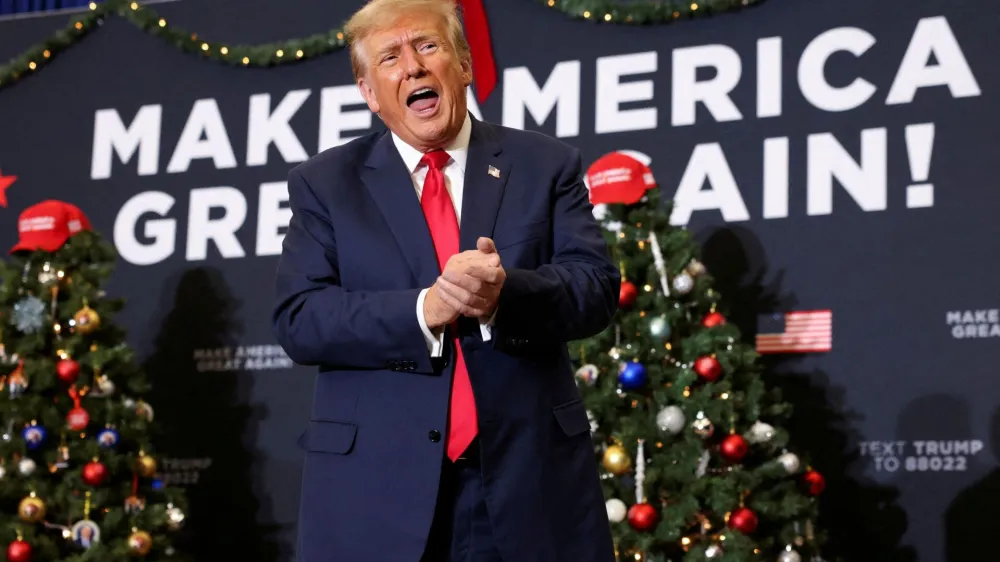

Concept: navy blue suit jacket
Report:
left=272, top=116, right=620, bottom=562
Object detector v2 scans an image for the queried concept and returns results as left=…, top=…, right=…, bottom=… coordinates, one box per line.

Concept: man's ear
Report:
left=460, top=57, right=474, bottom=88
left=358, top=78, right=380, bottom=114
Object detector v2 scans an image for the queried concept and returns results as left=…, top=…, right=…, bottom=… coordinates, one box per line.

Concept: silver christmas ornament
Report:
left=649, top=315, right=670, bottom=339
left=671, top=272, right=694, bottom=294
left=18, top=457, right=36, bottom=476
left=747, top=421, right=775, bottom=444
left=778, top=451, right=801, bottom=474
left=705, top=543, right=724, bottom=558
left=778, top=547, right=803, bottom=562
left=656, top=406, right=685, bottom=434
left=605, top=498, right=627, bottom=523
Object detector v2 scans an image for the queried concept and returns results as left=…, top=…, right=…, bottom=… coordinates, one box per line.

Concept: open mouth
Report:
left=406, top=87, right=440, bottom=114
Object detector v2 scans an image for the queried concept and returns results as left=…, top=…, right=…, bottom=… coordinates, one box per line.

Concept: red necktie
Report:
left=419, top=149, right=478, bottom=461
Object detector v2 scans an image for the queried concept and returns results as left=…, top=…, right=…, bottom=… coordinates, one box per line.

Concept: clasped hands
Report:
left=423, top=237, right=506, bottom=329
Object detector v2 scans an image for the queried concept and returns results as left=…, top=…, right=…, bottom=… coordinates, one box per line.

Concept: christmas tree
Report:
left=576, top=163, right=826, bottom=562
left=0, top=201, right=188, bottom=561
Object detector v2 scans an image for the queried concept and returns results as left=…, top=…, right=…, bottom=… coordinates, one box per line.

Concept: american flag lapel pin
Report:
left=488, top=165, right=500, bottom=178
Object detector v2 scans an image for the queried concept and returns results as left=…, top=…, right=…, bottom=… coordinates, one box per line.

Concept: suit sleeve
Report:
left=493, top=147, right=621, bottom=345
left=272, top=167, right=437, bottom=373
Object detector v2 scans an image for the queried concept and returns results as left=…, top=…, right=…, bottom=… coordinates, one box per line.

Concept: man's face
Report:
left=357, top=11, right=472, bottom=152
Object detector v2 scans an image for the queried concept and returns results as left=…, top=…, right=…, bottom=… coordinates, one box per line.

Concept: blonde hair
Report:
left=344, top=0, right=472, bottom=80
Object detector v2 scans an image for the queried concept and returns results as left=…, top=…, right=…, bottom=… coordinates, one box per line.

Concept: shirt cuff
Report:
left=416, top=288, right=445, bottom=357
left=479, top=305, right=497, bottom=341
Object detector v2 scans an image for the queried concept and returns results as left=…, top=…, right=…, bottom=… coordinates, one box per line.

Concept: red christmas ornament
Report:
left=66, top=407, right=89, bottom=431
left=803, top=469, right=826, bottom=495
left=6, top=539, right=32, bottom=562
left=626, top=502, right=659, bottom=532
left=693, top=356, right=722, bottom=381
left=56, top=358, right=80, bottom=383
left=702, top=312, right=726, bottom=328
left=619, top=281, right=638, bottom=309
left=720, top=434, right=749, bottom=462
left=728, top=506, right=758, bottom=534
left=82, top=460, right=108, bottom=486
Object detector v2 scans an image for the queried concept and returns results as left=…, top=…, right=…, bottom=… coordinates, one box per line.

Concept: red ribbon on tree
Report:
left=458, top=0, right=497, bottom=103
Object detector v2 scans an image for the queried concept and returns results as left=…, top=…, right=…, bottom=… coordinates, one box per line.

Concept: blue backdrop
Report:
left=1, top=0, right=997, bottom=560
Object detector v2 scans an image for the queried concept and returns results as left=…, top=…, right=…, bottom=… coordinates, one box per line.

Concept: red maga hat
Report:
left=586, top=152, right=656, bottom=205
left=10, top=200, right=91, bottom=254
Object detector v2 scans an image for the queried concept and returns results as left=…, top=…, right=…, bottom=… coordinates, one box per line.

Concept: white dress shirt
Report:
left=390, top=114, right=495, bottom=357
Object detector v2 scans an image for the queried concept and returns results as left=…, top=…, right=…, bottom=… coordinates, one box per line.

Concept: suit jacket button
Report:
left=428, top=430, right=441, bottom=443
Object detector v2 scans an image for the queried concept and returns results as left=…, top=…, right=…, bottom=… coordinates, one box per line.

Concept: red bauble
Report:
left=728, top=506, right=758, bottom=534
left=720, top=434, right=749, bottom=462
left=702, top=312, right=726, bottom=328
left=693, top=356, right=722, bottom=381
left=627, top=502, right=659, bottom=532
left=82, top=460, right=108, bottom=486
left=803, top=469, right=826, bottom=495
left=66, top=407, right=89, bottom=431
left=619, top=281, right=638, bottom=309
left=56, top=359, right=80, bottom=383
left=6, top=539, right=32, bottom=562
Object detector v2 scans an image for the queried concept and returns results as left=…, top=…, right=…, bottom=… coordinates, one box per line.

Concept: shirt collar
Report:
left=391, top=112, right=472, bottom=175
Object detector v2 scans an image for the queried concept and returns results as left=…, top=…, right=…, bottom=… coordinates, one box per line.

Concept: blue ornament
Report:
left=96, top=427, right=120, bottom=448
left=151, top=478, right=164, bottom=490
left=13, top=296, right=46, bottom=334
left=21, top=422, right=46, bottom=450
left=618, top=361, right=647, bottom=390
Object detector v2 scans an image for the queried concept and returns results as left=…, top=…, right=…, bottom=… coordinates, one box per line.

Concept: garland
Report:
left=540, top=0, right=761, bottom=24
left=0, top=0, right=762, bottom=92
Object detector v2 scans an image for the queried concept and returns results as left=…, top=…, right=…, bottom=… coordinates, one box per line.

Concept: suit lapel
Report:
left=460, top=119, right=510, bottom=252
left=361, top=132, right=440, bottom=287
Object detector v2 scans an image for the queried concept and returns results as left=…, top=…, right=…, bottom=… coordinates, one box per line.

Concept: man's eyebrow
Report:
left=373, top=34, right=439, bottom=57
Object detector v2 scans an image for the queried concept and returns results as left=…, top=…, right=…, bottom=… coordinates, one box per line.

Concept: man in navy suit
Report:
left=272, top=0, right=620, bottom=560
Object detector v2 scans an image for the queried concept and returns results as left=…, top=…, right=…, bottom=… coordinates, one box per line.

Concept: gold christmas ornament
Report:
left=135, top=453, right=157, bottom=478
left=18, top=493, right=46, bottom=522
left=602, top=444, right=631, bottom=475
left=127, top=529, right=153, bottom=556
left=73, top=301, right=101, bottom=335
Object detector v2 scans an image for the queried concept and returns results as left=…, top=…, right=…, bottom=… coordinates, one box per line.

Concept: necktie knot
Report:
left=420, top=149, right=451, bottom=171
